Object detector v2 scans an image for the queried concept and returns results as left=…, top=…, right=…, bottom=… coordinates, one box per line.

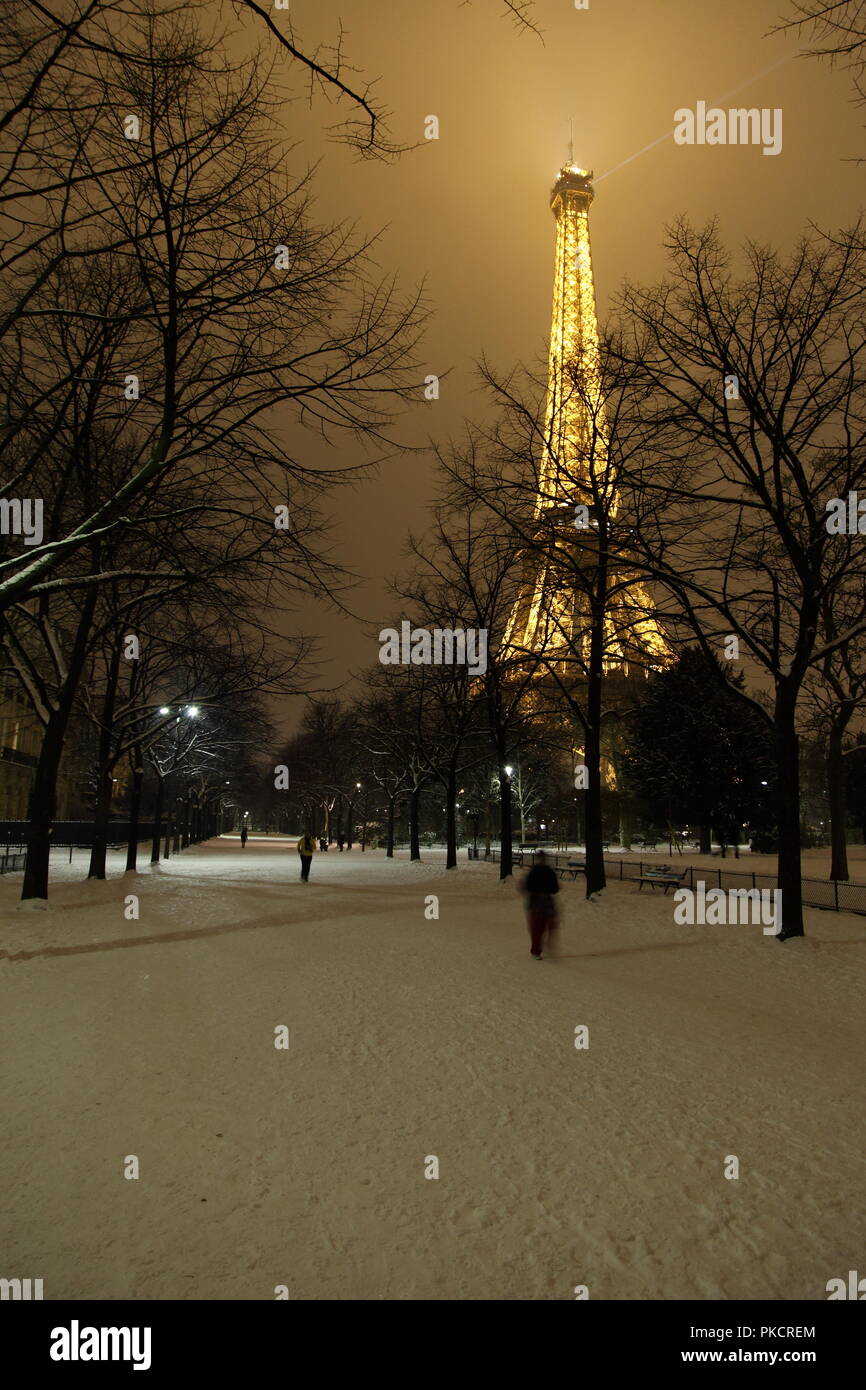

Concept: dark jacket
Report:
left=523, top=863, right=559, bottom=915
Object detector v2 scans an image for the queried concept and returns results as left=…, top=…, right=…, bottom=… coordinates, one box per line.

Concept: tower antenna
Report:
left=568, top=117, right=574, bottom=165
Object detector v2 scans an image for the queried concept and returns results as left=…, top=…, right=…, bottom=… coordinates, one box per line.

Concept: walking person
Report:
left=519, top=850, right=560, bottom=960
left=297, top=831, right=315, bottom=882
left=240, top=824, right=248, bottom=849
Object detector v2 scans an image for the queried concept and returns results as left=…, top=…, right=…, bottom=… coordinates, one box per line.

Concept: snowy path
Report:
left=1, top=841, right=864, bottom=1300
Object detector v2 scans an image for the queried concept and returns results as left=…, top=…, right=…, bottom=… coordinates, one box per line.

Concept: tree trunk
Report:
left=445, top=763, right=457, bottom=869
left=88, top=765, right=114, bottom=880
left=88, top=643, right=122, bottom=880
left=21, top=589, right=98, bottom=901
left=386, top=796, right=396, bottom=857
left=21, top=709, right=67, bottom=900
left=126, top=747, right=143, bottom=872
left=775, top=691, right=804, bottom=939
left=827, top=720, right=849, bottom=882
left=581, top=581, right=608, bottom=898
left=409, top=784, right=421, bottom=861
left=151, top=776, right=165, bottom=863
left=699, top=824, right=711, bottom=854
left=583, top=714, right=605, bottom=897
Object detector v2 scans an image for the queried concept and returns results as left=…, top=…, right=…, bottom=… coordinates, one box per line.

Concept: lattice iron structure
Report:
left=504, top=161, right=667, bottom=677
left=538, top=164, right=603, bottom=512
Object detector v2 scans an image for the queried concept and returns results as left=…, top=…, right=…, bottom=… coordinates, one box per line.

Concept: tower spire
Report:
left=568, top=117, right=574, bottom=166
left=539, top=160, right=600, bottom=510
left=502, top=163, right=668, bottom=674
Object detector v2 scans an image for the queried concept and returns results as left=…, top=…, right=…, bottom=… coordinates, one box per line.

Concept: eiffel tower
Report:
left=504, top=154, right=667, bottom=675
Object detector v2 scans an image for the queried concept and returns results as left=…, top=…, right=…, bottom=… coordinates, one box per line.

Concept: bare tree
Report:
left=1, top=11, right=423, bottom=898
left=354, top=664, right=436, bottom=860
left=614, top=218, right=866, bottom=938
left=0, top=6, right=423, bottom=612
left=78, top=600, right=297, bottom=877
left=800, top=571, right=866, bottom=880
left=398, top=503, right=538, bottom=877
left=435, top=355, right=667, bottom=894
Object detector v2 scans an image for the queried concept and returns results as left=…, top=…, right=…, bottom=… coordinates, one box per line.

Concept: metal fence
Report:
left=476, top=848, right=866, bottom=916
left=0, top=821, right=158, bottom=873
left=1, top=820, right=156, bottom=846
left=0, top=848, right=26, bottom=875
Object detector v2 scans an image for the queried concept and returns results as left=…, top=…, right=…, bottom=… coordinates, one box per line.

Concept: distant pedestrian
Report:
left=337, top=833, right=345, bottom=852
left=297, top=831, right=315, bottom=882
left=319, top=836, right=327, bottom=852
left=240, top=825, right=248, bottom=848
left=520, top=850, right=560, bottom=960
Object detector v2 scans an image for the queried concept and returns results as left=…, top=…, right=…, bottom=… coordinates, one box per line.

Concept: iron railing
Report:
left=477, top=848, right=866, bottom=915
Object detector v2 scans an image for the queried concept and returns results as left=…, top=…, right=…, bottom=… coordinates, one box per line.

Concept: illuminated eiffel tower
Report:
left=504, top=154, right=667, bottom=675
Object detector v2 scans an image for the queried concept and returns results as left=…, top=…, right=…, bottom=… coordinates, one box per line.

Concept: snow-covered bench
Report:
left=556, top=860, right=586, bottom=880
left=637, top=867, right=687, bottom=893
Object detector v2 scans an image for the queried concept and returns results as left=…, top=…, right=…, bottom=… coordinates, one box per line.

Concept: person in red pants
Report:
left=520, top=851, right=560, bottom=959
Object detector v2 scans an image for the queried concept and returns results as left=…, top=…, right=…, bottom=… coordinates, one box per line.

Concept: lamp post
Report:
left=126, top=743, right=145, bottom=873
left=498, top=764, right=514, bottom=873
left=347, top=781, right=361, bottom=850
left=359, top=783, right=368, bottom=852
left=467, top=806, right=480, bottom=856
left=173, top=793, right=184, bottom=855
left=151, top=702, right=201, bottom=862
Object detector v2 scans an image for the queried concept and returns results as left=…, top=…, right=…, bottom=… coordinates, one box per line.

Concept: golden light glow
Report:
left=502, top=164, right=669, bottom=673
left=538, top=166, right=604, bottom=514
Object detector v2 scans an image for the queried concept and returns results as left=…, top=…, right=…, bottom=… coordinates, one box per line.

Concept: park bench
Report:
left=556, top=860, right=586, bottom=880
left=637, top=866, right=687, bottom=894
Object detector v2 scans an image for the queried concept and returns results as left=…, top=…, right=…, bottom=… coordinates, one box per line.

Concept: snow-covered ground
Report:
left=1, top=839, right=863, bottom=1300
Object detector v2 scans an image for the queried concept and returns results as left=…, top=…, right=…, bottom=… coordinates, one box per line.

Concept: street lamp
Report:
left=345, top=783, right=362, bottom=851
left=359, top=784, right=369, bottom=852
